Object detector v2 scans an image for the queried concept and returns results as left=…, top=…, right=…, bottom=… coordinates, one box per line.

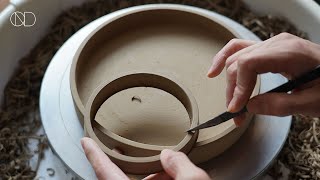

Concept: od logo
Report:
left=10, top=11, right=36, bottom=27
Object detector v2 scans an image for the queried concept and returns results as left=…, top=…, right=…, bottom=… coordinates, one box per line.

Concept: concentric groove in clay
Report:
left=84, top=72, right=199, bottom=174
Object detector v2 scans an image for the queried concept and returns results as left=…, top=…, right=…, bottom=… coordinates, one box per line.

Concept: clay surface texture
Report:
left=70, top=8, right=260, bottom=169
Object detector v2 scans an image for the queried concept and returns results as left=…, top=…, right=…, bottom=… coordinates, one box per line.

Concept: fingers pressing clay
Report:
left=160, top=149, right=210, bottom=180
left=81, top=137, right=129, bottom=180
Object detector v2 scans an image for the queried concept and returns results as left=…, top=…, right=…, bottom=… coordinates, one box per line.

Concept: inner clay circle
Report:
left=95, top=87, right=190, bottom=146
left=84, top=72, right=199, bottom=174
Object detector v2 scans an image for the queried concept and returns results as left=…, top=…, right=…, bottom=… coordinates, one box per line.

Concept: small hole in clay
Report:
left=131, top=96, right=142, bottom=103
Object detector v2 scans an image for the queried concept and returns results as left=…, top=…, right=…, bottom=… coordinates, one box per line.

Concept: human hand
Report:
left=207, top=33, right=320, bottom=126
left=81, top=137, right=210, bottom=180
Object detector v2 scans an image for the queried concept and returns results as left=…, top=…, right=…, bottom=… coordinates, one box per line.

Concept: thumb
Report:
left=247, top=91, right=311, bottom=116
left=160, top=149, right=210, bottom=180
left=81, top=137, right=129, bottom=180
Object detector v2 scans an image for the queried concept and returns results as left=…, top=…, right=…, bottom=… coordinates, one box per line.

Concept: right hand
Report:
left=207, top=33, right=320, bottom=126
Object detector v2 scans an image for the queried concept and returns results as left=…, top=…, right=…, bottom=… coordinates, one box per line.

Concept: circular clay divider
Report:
left=71, top=6, right=260, bottom=164
left=84, top=72, right=199, bottom=174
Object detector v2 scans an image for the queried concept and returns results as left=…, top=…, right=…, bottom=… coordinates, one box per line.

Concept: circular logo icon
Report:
left=10, top=11, right=36, bottom=27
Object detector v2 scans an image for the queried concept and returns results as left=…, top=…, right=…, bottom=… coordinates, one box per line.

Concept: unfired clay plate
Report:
left=70, top=8, right=260, bottom=163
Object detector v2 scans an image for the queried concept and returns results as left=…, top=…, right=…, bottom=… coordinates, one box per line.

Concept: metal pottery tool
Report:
left=188, top=65, right=320, bottom=132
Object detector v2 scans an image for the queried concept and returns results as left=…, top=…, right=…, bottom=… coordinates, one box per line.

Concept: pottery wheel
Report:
left=40, top=5, right=291, bottom=180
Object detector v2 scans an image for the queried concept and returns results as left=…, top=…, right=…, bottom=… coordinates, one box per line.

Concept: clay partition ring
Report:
left=92, top=120, right=170, bottom=157
left=84, top=72, right=199, bottom=174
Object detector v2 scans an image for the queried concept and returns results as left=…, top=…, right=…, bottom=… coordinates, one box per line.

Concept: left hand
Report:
left=81, top=137, right=210, bottom=180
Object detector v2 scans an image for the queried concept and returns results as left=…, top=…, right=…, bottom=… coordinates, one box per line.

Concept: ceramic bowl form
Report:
left=70, top=7, right=260, bottom=163
left=84, top=72, right=199, bottom=174
left=15, top=0, right=317, bottom=178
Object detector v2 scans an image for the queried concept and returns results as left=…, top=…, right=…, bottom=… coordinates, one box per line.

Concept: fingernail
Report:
left=233, top=114, right=245, bottom=127
left=226, top=98, right=231, bottom=108
left=207, top=55, right=219, bottom=77
left=233, top=118, right=240, bottom=127
left=143, top=174, right=156, bottom=180
left=161, top=149, right=175, bottom=160
left=161, top=149, right=174, bottom=155
left=81, top=137, right=99, bottom=150
left=207, top=65, right=215, bottom=77
left=80, top=138, right=87, bottom=149
left=234, top=120, right=240, bottom=127
left=227, top=98, right=237, bottom=112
